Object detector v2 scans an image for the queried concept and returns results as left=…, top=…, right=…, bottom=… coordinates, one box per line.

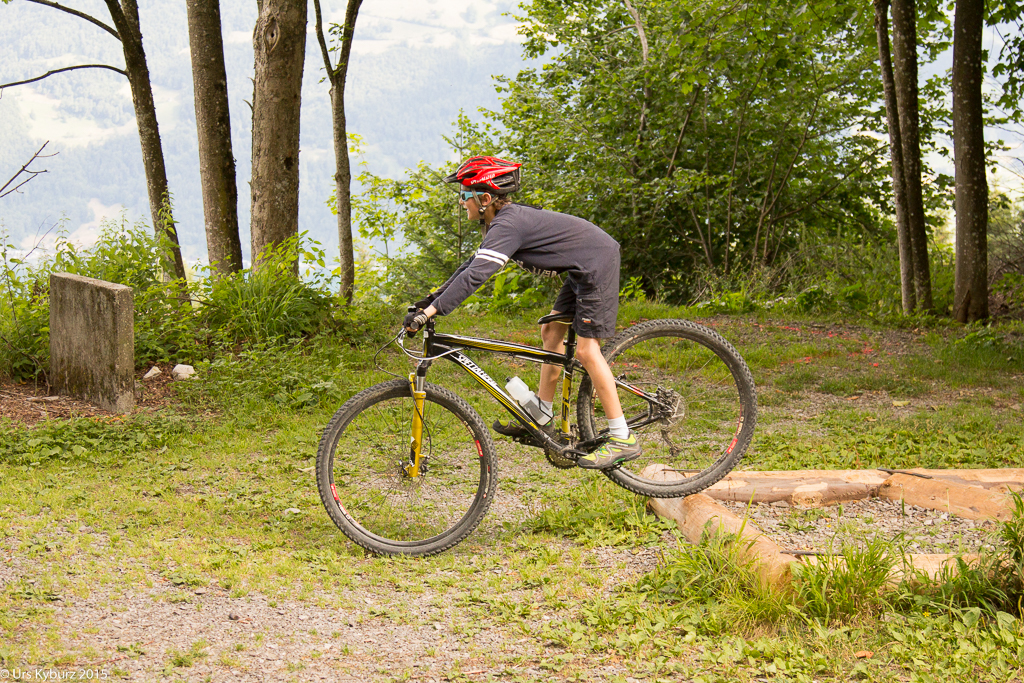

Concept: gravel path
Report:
left=1, top=528, right=663, bottom=682
left=2, top=494, right=999, bottom=681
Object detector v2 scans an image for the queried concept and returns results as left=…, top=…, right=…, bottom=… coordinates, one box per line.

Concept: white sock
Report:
left=607, top=415, right=629, bottom=439
left=540, top=399, right=553, bottom=417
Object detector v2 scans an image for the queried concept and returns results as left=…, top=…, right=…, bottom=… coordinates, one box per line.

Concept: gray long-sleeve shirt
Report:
left=431, top=203, right=619, bottom=316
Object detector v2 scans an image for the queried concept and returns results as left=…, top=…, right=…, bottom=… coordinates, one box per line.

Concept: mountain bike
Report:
left=316, top=313, right=757, bottom=556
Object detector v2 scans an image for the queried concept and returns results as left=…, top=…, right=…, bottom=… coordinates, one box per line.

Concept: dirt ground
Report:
left=0, top=364, right=180, bottom=426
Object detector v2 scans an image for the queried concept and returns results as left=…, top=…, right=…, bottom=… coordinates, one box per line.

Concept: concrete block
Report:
left=49, top=273, right=134, bottom=413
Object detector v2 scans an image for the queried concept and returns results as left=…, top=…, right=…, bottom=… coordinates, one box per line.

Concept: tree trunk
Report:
left=330, top=85, right=355, bottom=300
left=105, top=0, right=186, bottom=281
left=186, top=0, right=243, bottom=276
left=952, top=0, right=988, bottom=322
left=251, top=0, right=307, bottom=273
left=315, top=0, right=362, bottom=302
left=891, top=0, right=932, bottom=311
left=874, top=0, right=916, bottom=313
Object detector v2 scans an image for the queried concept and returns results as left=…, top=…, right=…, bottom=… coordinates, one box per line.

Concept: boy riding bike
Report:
left=402, top=156, right=640, bottom=469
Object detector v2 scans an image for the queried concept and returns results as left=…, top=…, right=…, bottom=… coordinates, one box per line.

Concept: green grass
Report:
left=2, top=306, right=1024, bottom=678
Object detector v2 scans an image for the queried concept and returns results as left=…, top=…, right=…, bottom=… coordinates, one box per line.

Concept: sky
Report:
left=0, top=0, right=528, bottom=262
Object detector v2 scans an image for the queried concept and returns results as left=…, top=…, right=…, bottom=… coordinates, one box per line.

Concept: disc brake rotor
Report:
left=655, top=388, right=685, bottom=426
left=653, top=388, right=685, bottom=458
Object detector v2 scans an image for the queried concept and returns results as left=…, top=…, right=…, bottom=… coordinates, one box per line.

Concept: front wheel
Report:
left=577, top=319, right=756, bottom=498
left=316, top=379, right=498, bottom=556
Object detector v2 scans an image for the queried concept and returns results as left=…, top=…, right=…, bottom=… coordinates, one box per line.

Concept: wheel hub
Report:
left=654, top=388, right=684, bottom=426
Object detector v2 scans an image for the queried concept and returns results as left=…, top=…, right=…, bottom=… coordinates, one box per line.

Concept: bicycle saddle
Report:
left=537, top=312, right=574, bottom=325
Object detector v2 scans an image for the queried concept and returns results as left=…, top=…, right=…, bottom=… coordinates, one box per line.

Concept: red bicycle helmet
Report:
left=443, top=156, right=522, bottom=194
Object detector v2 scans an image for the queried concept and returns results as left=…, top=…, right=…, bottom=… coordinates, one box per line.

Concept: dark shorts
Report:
left=551, top=256, right=620, bottom=339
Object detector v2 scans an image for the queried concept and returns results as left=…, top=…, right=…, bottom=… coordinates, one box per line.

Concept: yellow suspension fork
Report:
left=405, top=372, right=427, bottom=478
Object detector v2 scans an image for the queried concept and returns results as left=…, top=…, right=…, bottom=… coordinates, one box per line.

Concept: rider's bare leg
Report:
left=536, top=314, right=622, bottom=421
left=574, top=337, right=623, bottom=420
left=537, top=316, right=568, bottom=404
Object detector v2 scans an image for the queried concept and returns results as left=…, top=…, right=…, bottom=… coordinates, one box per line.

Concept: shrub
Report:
left=0, top=238, right=49, bottom=382
left=793, top=535, right=901, bottom=621
left=0, top=218, right=199, bottom=381
left=0, top=221, right=358, bottom=381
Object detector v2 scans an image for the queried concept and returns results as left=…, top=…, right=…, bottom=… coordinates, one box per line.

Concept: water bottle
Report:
left=505, top=377, right=551, bottom=424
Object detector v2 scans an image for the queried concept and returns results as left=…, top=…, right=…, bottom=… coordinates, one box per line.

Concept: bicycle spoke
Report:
left=322, top=385, right=489, bottom=546
left=578, top=320, right=756, bottom=498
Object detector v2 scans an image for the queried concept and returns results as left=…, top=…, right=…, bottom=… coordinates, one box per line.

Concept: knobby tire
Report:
left=316, top=379, right=498, bottom=556
left=577, top=319, right=756, bottom=498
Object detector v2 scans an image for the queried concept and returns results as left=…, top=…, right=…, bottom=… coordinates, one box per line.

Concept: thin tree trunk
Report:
left=314, top=0, right=362, bottom=302
left=874, top=0, right=916, bottom=313
left=891, top=0, right=932, bottom=310
left=329, top=87, right=355, bottom=298
left=952, top=0, right=988, bottom=322
left=105, top=0, right=186, bottom=281
left=186, top=0, right=243, bottom=276
left=622, top=0, right=650, bottom=175
left=251, top=0, right=307, bottom=273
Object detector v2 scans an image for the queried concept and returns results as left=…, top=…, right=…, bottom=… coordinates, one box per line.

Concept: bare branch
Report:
left=0, top=142, right=56, bottom=199
left=621, top=0, right=648, bottom=63
left=25, top=0, right=120, bottom=40
left=312, top=0, right=333, bottom=77
left=0, top=64, right=127, bottom=91
left=666, top=86, right=702, bottom=180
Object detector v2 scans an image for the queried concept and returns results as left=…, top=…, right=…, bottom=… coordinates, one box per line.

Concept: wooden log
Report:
left=703, top=468, right=1024, bottom=507
left=704, top=470, right=883, bottom=506
left=877, top=473, right=1013, bottom=521
left=910, top=469, right=1024, bottom=491
left=642, top=464, right=799, bottom=587
left=900, top=554, right=981, bottom=581
left=644, top=464, right=988, bottom=587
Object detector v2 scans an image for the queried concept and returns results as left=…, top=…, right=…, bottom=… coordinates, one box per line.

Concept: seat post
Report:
left=564, top=325, right=577, bottom=360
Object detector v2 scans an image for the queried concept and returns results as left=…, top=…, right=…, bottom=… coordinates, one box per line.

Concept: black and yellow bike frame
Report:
left=403, top=317, right=674, bottom=477
left=404, top=318, right=581, bottom=477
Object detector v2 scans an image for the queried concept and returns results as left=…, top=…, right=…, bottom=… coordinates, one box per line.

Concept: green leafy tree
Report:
left=351, top=114, right=493, bottom=301
left=492, top=0, right=902, bottom=301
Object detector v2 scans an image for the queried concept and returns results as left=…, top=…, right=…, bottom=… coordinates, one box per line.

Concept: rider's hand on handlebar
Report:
left=403, top=308, right=430, bottom=335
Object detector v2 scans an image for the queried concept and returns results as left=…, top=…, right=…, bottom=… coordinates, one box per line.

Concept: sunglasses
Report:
left=459, top=189, right=477, bottom=201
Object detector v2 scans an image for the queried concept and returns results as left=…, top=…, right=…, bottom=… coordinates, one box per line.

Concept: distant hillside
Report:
left=0, top=0, right=525, bottom=263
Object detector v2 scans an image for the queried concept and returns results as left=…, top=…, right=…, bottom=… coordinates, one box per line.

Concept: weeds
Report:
left=196, top=237, right=335, bottom=346
left=164, top=639, right=208, bottom=669
left=522, top=478, right=677, bottom=546
left=793, top=535, right=901, bottom=621
left=634, top=531, right=793, bottom=628
left=0, top=415, right=189, bottom=466
left=0, top=222, right=352, bottom=381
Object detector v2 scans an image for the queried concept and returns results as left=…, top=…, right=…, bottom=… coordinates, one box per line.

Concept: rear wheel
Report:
left=316, top=379, right=498, bottom=556
left=577, top=319, right=756, bottom=498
